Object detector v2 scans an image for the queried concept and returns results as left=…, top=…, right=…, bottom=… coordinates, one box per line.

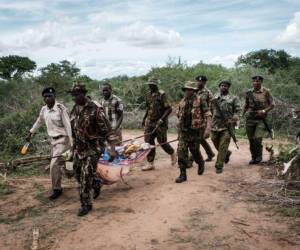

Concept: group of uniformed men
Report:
left=26, top=75, right=274, bottom=216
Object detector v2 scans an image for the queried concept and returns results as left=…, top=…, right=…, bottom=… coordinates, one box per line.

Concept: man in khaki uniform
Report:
left=142, top=77, right=176, bottom=171
left=27, top=87, right=73, bottom=200
left=243, top=76, right=275, bottom=164
left=196, top=75, right=215, bottom=161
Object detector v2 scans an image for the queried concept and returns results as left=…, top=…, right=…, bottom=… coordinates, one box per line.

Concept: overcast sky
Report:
left=0, top=0, right=299, bottom=79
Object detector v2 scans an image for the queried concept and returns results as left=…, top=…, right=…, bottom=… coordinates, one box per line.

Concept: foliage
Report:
left=236, top=49, right=292, bottom=73
left=0, top=55, right=36, bottom=80
left=0, top=51, right=299, bottom=160
left=36, top=60, right=80, bottom=96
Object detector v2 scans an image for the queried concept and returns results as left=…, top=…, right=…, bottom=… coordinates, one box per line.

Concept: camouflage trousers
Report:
left=246, top=123, right=264, bottom=160
left=177, top=138, right=203, bottom=169
left=189, top=129, right=215, bottom=162
left=211, top=130, right=231, bottom=169
left=144, top=125, right=174, bottom=162
left=73, top=154, right=100, bottom=206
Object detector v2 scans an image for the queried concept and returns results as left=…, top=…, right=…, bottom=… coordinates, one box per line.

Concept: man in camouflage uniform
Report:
left=142, top=77, right=176, bottom=171
left=211, top=80, right=240, bottom=174
left=99, top=82, right=124, bottom=144
left=69, top=83, right=118, bottom=216
left=243, top=76, right=275, bottom=164
left=195, top=75, right=215, bottom=161
left=176, top=81, right=212, bottom=183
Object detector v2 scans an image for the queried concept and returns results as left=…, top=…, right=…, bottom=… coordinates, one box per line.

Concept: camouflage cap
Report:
left=67, top=81, right=88, bottom=94
left=146, top=77, right=160, bottom=85
left=182, top=81, right=198, bottom=91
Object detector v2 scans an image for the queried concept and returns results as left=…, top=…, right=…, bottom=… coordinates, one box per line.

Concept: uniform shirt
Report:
left=30, top=102, right=73, bottom=146
left=145, top=90, right=170, bottom=127
left=244, top=87, right=275, bottom=119
left=197, top=87, right=213, bottom=109
left=70, top=100, right=118, bottom=159
left=100, top=94, right=123, bottom=130
left=211, top=93, right=240, bottom=131
left=177, top=94, right=209, bottom=140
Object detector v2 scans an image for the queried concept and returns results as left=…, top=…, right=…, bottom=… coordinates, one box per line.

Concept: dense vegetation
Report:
left=0, top=50, right=299, bottom=160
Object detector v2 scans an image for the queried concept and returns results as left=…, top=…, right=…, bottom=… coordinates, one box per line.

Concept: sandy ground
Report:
left=0, top=130, right=299, bottom=250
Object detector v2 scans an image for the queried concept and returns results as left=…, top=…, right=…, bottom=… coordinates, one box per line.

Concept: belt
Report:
left=52, top=135, right=65, bottom=140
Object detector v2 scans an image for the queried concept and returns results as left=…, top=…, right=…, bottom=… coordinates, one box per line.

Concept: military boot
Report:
left=175, top=168, right=187, bottom=183
left=198, top=160, right=205, bottom=175
left=78, top=204, right=92, bottom=217
left=49, top=189, right=62, bottom=200
left=205, top=153, right=215, bottom=162
left=255, top=156, right=262, bottom=164
left=215, top=164, right=223, bottom=174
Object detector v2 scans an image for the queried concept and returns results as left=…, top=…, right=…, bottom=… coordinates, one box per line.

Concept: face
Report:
left=71, top=91, right=86, bottom=106
left=184, top=89, right=194, bottom=98
left=197, top=80, right=206, bottom=89
left=102, top=85, right=112, bottom=99
left=43, top=94, right=55, bottom=107
left=148, top=84, right=158, bottom=92
left=252, top=79, right=262, bottom=90
left=220, top=83, right=229, bottom=94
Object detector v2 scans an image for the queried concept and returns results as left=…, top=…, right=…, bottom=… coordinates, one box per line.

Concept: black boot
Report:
left=78, top=204, right=92, bottom=216
left=215, top=164, right=223, bottom=174
left=175, top=168, right=187, bottom=183
left=49, top=189, right=62, bottom=200
left=198, top=160, right=205, bottom=175
left=205, top=153, right=215, bottom=162
left=249, top=158, right=257, bottom=164
left=255, top=156, right=262, bottom=164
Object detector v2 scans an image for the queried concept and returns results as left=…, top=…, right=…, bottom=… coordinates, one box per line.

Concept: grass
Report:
left=277, top=207, right=300, bottom=217
left=32, top=182, right=52, bottom=206
left=0, top=180, right=14, bottom=196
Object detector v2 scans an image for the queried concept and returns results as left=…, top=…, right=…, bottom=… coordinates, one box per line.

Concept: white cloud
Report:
left=16, top=21, right=68, bottom=49
left=118, top=22, right=183, bottom=48
left=207, top=53, right=242, bottom=67
left=80, top=60, right=153, bottom=79
left=277, top=11, right=300, bottom=47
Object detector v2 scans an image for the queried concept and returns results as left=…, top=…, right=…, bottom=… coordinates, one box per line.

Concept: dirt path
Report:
left=0, top=130, right=299, bottom=250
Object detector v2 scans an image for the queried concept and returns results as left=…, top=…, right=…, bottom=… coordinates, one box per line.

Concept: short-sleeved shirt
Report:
left=100, top=94, right=123, bottom=130
left=244, top=87, right=275, bottom=119
left=212, top=93, right=240, bottom=131
left=30, top=102, right=73, bottom=146
left=145, top=90, right=170, bottom=127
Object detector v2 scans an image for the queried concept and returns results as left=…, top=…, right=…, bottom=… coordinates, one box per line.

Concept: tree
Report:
left=0, top=55, right=36, bottom=80
left=36, top=60, right=80, bottom=92
left=236, top=49, right=291, bottom=73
